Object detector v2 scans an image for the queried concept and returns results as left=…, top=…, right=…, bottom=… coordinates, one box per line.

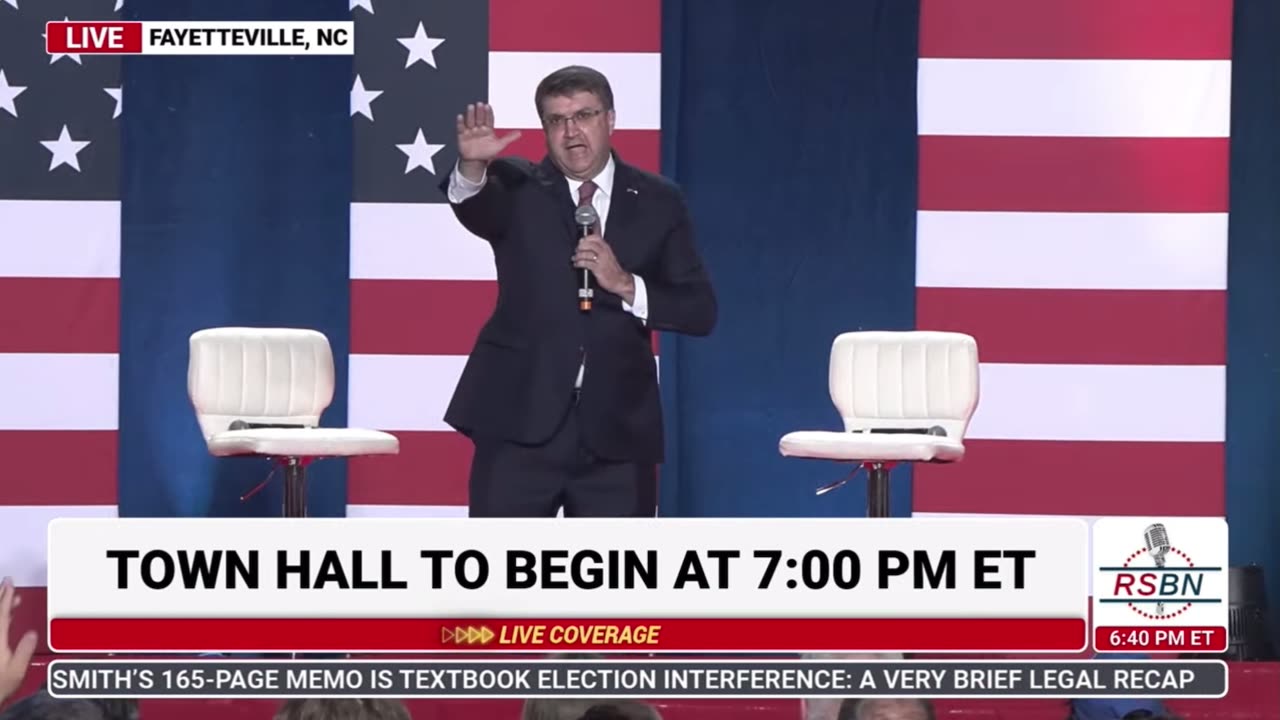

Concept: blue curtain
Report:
left=1226, top=0, right=1280, bottom=640
left=658, top=0, right=920, bottom=518
left=118, top=0, right=352, bottom=519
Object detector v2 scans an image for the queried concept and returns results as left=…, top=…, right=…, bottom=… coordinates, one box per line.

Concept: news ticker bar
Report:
left=46, top=659, right=1228, bottom=700
left=46, top=617, right=1087, bottom=654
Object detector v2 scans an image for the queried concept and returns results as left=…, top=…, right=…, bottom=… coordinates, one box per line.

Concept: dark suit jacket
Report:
left=437, top=153, right=716, bottom=463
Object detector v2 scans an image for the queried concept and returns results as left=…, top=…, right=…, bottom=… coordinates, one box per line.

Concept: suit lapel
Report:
left=534, top=157, right=577, bottom=241
left=605, top=157, right=640, bottom=246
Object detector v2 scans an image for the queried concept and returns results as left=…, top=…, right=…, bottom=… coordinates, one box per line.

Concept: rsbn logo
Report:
left=1098, top=522, right=1223, bottom=620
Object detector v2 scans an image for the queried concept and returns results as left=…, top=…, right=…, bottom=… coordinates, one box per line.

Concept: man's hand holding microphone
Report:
left=571, top=230, right=634, bottom=307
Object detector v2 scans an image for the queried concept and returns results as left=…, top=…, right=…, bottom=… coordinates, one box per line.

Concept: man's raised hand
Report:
left=456, top=103, right=521, bottom=180
left=0, top=577, right=37, bottom=706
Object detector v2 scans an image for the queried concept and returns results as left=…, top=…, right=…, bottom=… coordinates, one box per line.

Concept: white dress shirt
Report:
left=447, top=156, right=649, bottom=388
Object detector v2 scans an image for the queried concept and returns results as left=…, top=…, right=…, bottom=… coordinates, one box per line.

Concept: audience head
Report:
left=272, top=698, right=411, bottom=720
left=1069, top=699, right=1174, bottom=720
left=838, top=698, right=934, bottom=720
left=521, top=698, right=661, bottom=720
left=577, top=703, right=663, bottom=720
left=0, top=691, right=137, bottom=720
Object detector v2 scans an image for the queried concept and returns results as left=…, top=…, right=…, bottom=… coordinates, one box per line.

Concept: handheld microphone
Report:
left=1143, top=523, right=1171, bottom=615
left=574, top=205, right=598, bottom=312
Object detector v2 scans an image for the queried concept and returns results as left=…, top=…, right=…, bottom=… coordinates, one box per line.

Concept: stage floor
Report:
left=6, top=657, right=1278, bottom=720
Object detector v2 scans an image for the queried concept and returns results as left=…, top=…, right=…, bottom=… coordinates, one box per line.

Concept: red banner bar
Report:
left=1094, top=626, right=1227, bottom=653
left=45, top=22, right=143, bottom=54
left=49, top=617, right=1087, bottom=654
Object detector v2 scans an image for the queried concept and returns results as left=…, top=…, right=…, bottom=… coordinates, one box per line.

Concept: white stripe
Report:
left=969, top=363, right=1224, bottom=442
left=916, top=211, right=1228, bottom=290
left=347, top=504, right=467, bottom=519
left=0, top=354, right=119, bottom=430
left=490, top=51, right=660, bottom=130
left=918, top=59, right=1231, bottom=137
left=0, top=504, right=118, bottom=587
left=0, top=200, right=120, bottom=278
left=348, top=354, right=466, bottom=431
left=350, top=203, right=494, bottom=281
left=349, top=354, right=662, bottom=431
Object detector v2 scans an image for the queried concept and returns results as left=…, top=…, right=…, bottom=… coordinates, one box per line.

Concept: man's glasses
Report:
left=543, top=107, right=605, bottom=130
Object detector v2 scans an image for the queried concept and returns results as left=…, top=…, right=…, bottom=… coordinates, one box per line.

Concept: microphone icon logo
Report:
left=1143, top=523, right=1171, bottom=615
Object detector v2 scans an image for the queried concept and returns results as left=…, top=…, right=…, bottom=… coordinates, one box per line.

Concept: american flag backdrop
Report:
left=912, top=0, right=1233, bottom=532
left=0, top=0, right=123, bottom=617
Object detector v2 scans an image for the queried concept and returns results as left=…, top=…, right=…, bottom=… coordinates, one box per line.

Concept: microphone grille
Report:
left=1144, top=523, right=1170, bottom=554
left=574, top=205, right=598, bottom=226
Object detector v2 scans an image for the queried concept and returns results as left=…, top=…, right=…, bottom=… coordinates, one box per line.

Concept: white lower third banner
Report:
left=45, top=517, right=1091, bottom=654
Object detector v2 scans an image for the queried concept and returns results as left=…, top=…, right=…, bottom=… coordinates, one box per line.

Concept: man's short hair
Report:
left=272, top=698, right=411, bottom=720
left=837, top=698, right=935, bottom=720
left=0, top=692, right=137, bottom=720
left=535, top=66, right=615, bottom=117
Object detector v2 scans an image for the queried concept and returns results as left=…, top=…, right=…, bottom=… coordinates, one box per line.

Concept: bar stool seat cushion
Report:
left=207, top=427, right=400, bottom=458
left=779, top=431, right=964, bottom=463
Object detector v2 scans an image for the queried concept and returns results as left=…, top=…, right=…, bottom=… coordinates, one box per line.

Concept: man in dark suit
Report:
left=439, top=65, right=716, bottom=518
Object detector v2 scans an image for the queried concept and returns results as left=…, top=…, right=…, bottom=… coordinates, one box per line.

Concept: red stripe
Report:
left=0, top=278, right=118, bottom=353
left=352, top=280, right=663, bottom=356
left=48, top=617, right=1085, bottom=653
left=0, top=431, right=117, bottom=504
left=9, top=586, right=49, bottom=655
left=489, top=0, right=660, bottom=53
left=351, top=280, right=494, bottom=356
left=914, top=440, right=1225, bottom=516
left=917, top=288, right=1226, bottom=365
left=350, top=431, right=471, bottom=506
left=500, top=129, right=661, bottom=174
left=920, top=0, right=1233, bottom=60
left=918, top=136, right=1229, bottom=213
